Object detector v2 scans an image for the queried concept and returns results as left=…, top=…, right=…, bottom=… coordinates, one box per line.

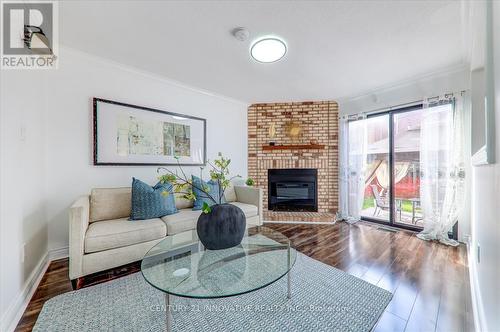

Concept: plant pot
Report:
left=196, top=203, right=246, bottom=250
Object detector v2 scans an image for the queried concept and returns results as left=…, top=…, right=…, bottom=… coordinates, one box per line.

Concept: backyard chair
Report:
left=371, top=185, right=390, bottom=217
left=370, top=185, right=402, bottom=218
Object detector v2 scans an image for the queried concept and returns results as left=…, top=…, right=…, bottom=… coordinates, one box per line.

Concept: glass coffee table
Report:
left=141, top=226, right=297, bottom=332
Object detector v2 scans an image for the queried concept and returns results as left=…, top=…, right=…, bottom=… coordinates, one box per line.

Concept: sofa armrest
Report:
left=234, top=186, right=263, bottom=225
left=69, top=195, right=90, bottom=280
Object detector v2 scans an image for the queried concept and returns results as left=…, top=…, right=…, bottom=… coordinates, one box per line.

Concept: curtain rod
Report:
left=366, top=100, right=422, bottom=116
left=363, top=90, right=467, bottom=117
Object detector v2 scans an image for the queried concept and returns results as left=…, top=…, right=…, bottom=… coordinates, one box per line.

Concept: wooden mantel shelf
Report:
left=262, top=144, right=326, bottom=151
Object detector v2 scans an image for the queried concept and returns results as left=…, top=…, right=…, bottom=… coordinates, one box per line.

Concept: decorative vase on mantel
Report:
left=157, top=153, right=246, bottom=250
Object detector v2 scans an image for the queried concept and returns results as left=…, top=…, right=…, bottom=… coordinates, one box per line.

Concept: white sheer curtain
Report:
left=338, top=114, right=367, bottom=223
left=417, top=94, right=466, bottom=246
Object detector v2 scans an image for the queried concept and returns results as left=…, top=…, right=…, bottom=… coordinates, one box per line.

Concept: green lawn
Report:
left=363, top=197, right=421, bottom=213
left=363, top=197, right=375, bottom=209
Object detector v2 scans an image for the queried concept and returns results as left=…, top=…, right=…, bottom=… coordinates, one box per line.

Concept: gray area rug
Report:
left=34, top=254, right=392, bottom=332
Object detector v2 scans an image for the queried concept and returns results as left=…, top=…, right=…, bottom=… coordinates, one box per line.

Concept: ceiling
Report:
left=60, top=0, right=467, bottom=103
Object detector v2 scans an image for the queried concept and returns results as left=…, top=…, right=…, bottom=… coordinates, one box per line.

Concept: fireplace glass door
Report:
left=268, top=169, right=318, bottom=211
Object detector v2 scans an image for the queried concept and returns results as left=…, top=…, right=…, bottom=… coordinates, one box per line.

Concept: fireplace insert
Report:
left=268, top=168, right=318, bottom=212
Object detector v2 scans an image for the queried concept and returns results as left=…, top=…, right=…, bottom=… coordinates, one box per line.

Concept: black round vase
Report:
left=196, top=204, right=246, bottom=250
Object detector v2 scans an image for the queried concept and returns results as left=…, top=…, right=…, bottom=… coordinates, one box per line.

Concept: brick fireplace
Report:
left=247, top=101, right=339, bottom=215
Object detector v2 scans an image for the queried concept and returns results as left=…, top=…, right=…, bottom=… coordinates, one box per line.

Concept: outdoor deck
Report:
left=361, top=207, right=424, bottom=228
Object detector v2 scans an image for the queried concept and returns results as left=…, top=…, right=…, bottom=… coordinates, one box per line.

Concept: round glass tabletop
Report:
left=141, top=226, right=297, bottom=299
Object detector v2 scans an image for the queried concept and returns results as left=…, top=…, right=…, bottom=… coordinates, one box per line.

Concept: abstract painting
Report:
left=116, top=115, right=191, bottom=157
left=94, top=98, right=205, bottom=166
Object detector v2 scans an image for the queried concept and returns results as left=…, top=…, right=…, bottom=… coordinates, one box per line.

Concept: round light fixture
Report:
left=250, top=37, right=287, bottom=63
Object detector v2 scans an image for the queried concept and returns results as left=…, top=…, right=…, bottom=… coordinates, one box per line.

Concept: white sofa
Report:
left=69, top=185, right=262, bottom=286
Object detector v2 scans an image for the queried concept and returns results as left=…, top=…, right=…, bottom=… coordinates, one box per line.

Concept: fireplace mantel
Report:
left=262, top=144, right=326, bottom=151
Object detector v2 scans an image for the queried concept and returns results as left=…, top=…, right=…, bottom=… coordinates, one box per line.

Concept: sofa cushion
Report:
left=192, top=175, right=226, bottom=210
left=224, top=182, right=237, bottom=203
left=228, top=202, right=258, bottom=218
left=174, top=192, right=194, bottom=210
left=161, top=202, right=258, bottom=236
left=161, top=209, right=201, bottom=235
left=85, top=217, right=166, bottom=253
left=90, top=188, right=131, bottom=223
left=130, top=178, right=177, bottom=220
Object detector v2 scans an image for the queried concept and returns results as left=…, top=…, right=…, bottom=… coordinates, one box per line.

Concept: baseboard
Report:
left=49, top=246, right=69, bottom=260
left=467, top=241, right=487, bottom=332
left=0, top=246, right=69, bottom=332
left=0, top=252, right=49, bottom=332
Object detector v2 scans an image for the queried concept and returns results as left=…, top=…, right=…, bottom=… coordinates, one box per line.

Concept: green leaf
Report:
left=174, top=183, right=188, bottom=193
left=184, top=189, right=196, bottom=201
left=158, top=174, right=176, bottom=184
left=202, top=202, right=212, bottom=214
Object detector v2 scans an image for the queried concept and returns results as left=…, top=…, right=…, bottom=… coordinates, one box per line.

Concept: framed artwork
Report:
left=93, top=98, right=206, bottom=166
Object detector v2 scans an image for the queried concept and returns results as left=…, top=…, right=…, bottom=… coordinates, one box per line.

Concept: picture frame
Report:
left=93, top=98, right=206, bottom=166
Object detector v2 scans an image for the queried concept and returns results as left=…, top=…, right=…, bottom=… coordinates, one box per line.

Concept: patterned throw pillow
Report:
left=191, top=175, right=226, bottom=210
left=130, top=178, right=178, bottom=220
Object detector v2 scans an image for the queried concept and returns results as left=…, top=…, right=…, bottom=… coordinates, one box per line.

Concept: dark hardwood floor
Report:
left=15, top=222, right=474, bottom=332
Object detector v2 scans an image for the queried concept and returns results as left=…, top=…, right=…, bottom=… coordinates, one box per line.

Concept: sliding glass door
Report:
left=392, top=108, right=424, bottom=228
left=360, top=115, right=390, bottom=223
left=349, top=104, right=452, bottom=230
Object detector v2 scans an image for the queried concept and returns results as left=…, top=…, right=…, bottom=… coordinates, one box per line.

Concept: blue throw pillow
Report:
left=130, top=178, right=178, bottom=220
left=192, top=175, right=225, bottom=210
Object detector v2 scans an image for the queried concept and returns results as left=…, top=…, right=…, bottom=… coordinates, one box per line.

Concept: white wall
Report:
left=45, top=47, right=249, bottom=251
left=468, top=1, right=500, bottom=331
left=0, top=70, right=49, bottom=330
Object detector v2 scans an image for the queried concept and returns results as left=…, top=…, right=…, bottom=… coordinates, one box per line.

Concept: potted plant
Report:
left=157, top=153, right=246, bottom=250
left=245, top=177, right=255, bottom=186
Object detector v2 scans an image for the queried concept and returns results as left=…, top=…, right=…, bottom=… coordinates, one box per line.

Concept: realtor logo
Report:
left=1, top=0, right=58, bottom=69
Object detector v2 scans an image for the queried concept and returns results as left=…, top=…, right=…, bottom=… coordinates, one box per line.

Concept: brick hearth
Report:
left=247, top=100, right=339, bottom=216
left=263, top=211, right=336, bottom=223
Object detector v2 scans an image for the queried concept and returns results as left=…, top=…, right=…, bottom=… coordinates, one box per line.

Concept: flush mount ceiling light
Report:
left=250, top=37, right=287, bottom=63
